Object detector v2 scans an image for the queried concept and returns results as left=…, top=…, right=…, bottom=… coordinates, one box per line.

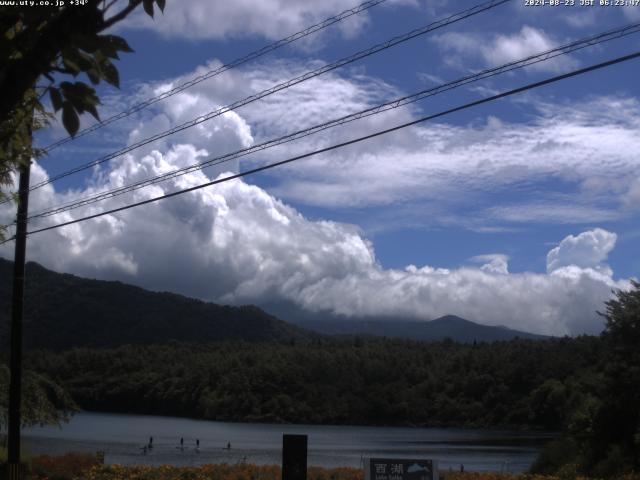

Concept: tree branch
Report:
left=103, top=0, right=120, bottom=13
left=51, top=66, right=75, bottom=75
left=100, top=0, right=142, bottom=31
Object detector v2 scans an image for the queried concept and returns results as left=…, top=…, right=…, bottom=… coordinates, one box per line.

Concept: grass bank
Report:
left=20, top=454, right=640, bottom=480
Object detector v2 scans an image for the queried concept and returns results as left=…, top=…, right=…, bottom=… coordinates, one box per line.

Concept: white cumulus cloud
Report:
left=0, top=148, right=631, bottom=337
left=7, top=57, right=638, bottom=339
left=471, top=254, right=510, bottom=275
left=546, top=228, right=617, bottom=275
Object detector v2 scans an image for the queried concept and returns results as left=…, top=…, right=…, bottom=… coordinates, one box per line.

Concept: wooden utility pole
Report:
left=7, top=159, right=31, bottom=480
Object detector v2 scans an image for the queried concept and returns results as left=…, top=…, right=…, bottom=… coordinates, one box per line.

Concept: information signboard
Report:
left=365, top=458, right=438, bottom=480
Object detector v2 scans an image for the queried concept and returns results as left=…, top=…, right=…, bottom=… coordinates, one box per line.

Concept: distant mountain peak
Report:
left=293, top=313, right=548, bottom=343
left=429, top=315, right=472, bottom=324
left=0, top=258, right=549, bottom=349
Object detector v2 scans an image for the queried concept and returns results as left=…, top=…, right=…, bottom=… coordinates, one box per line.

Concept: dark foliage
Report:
left=586, top=281, right=640, bottom=475
left=0, top=259, right=318, bottom=350
left=0, top=362, right=77, bottom=428
left=25, top=336, right=603, bottom=429
left=533, top=281, right=640, bottom=477
left=0, top=0, right=164, bottom=209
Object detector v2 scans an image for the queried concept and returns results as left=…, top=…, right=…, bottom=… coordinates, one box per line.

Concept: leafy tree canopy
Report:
left=534, top=281, right=640, bottom=477
left=0, top=0, right=166, bottom=203
left=601, top=279, right=640, bottom=352
left=0, top=0, right=165, bottom=422
left=0, top=363, right=77, bottom=428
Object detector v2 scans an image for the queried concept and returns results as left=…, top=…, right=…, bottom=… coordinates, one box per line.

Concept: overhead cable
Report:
left=18, top=50, right=640, bottom=238
left=25, top=22, right=640, bottom=221
left=21, top=0, right=510, bottom=195
left=42, top=0, right=389, bottom=152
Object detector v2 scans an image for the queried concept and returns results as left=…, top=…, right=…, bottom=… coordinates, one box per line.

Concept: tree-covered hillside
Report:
left=26, top=336, right=603, bottom=429
left=0, top=259, right=317, bottom=350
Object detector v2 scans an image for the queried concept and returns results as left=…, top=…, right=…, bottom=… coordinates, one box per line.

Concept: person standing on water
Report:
left=148, top=437, right=153, bottom=449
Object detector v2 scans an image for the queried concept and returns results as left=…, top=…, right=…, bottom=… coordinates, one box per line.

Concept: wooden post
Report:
left=282, top=434, right=307, bottom=480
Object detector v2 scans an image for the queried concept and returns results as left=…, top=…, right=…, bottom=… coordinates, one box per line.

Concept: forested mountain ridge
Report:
left=0, top=259, right=318, bottom=350
left=0, top=259, right=549, bottom=349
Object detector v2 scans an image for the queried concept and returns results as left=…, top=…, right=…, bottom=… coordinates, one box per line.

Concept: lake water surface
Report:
left=23, top=412, right=554, bottom=473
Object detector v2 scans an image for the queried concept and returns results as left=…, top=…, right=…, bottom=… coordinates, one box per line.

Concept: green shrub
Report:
left=530, top=438, right=580, bottom=476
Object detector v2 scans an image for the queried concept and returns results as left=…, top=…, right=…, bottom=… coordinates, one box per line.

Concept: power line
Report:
left=19, top=0, right=510, bottom=195
left=24, top=22, right=640, bottom=221
left=17, top=50, right=640, bottom=239
left=41, top=0, right=389, bottom=153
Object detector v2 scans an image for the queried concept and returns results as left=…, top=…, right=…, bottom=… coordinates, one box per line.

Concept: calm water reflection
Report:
left=23, top=412, right=554, bottom=472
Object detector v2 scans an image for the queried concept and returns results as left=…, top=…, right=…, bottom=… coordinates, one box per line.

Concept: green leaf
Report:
left=75, top=50, right=97, bottom=71
left=49, top=87, right=63, bottom=112
left=60, top=81, right=97, bottom=101
left=142, top=0, right=154, bottom=17
left=62, top=48, right=95, bottom=74
left=58, top=81, right=101, bottom=122
left=5, top=25, right=17, bottom=40
left=61, top=55, right=81, bottom=75
left=93, top=39, right=120, bottom=60
left=86, top=67, right=100, bottom=85
left=76, top=34, right=100, bottom=53
left=102, top=34, right=134, bottom=53
left=61, top=101, right=80, bottom=137
left=101, top=61, right=120, bottom=88
left=155, top=0, right=166, bottom=12
left=85, top=103, right=100, bottom=121
left=58, top=81, right=73, bottom=96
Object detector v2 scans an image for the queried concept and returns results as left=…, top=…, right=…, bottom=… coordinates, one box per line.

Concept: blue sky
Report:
left=1, top=0, right=639, bottom=335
